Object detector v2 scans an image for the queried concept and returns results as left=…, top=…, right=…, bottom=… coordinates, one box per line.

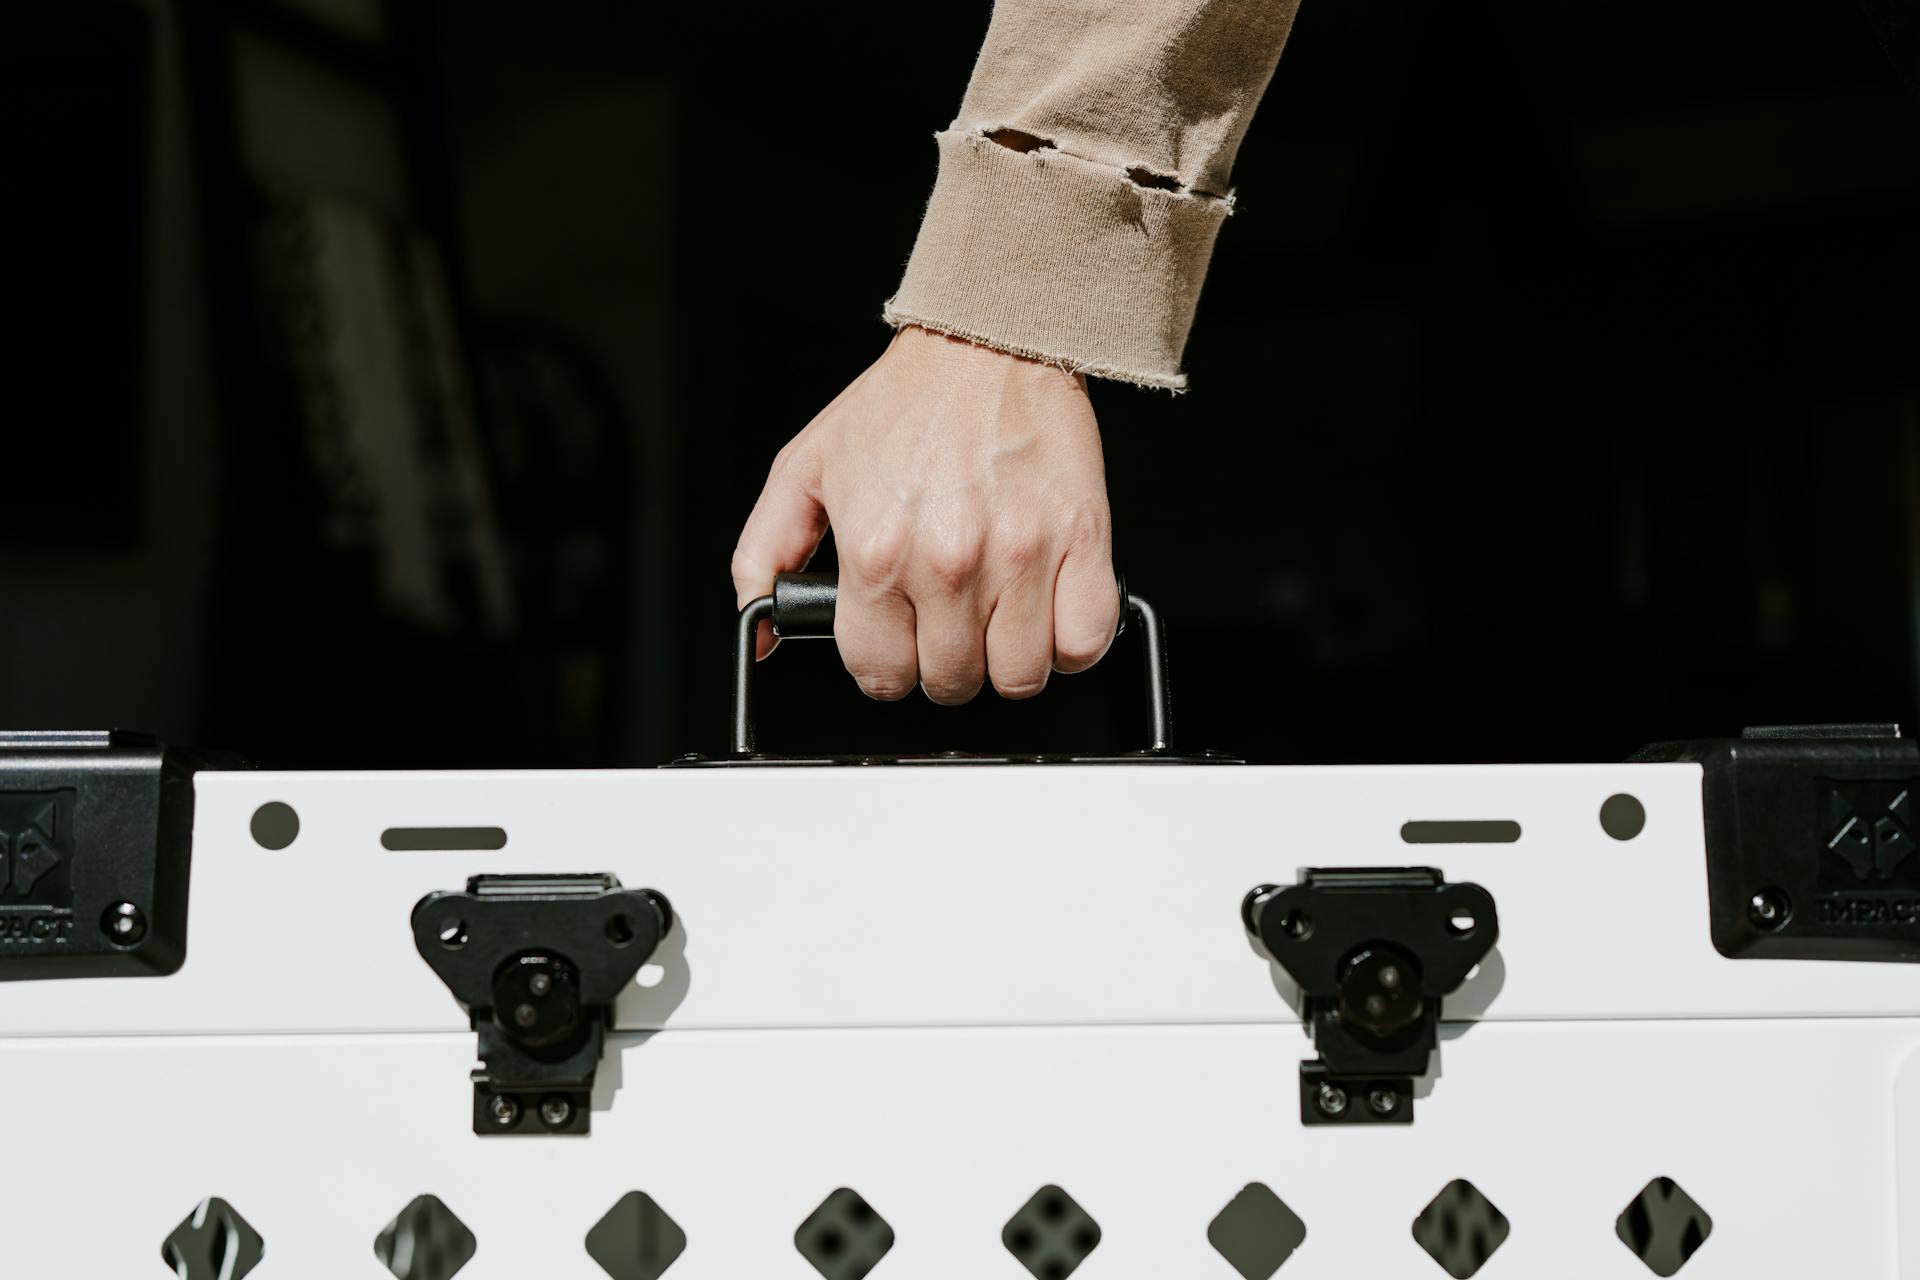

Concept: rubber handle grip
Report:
left=735, top=572, right=1163, bottom=755
left=771, top=572, right=839, bottom=638
left=770, top=571, right=1130, bottom=639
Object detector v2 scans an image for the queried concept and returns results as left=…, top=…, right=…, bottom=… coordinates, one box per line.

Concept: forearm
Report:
left=885, top=0, right=1304, bottom=390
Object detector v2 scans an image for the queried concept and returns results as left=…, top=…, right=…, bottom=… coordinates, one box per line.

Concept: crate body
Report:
left=4, top=763, right=1918, bottom=1278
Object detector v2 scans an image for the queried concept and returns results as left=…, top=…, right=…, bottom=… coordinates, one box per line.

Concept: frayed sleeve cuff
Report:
left=883, top=129, right=1233, bottom=392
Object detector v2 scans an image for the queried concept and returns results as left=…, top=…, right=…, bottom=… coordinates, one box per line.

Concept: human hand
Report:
left=731, top=325, right=1120, bottom=704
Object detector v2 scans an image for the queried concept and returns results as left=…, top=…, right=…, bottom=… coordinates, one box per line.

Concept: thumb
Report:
left=731, top=446, right=829, bottom=659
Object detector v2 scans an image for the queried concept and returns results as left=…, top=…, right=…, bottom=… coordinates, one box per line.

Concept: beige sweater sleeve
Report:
left=883, top=0, right=1303, bottom=390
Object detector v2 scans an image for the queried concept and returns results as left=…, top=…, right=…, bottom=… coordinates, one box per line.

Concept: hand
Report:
left=731, top=325, right=1120, bottom=704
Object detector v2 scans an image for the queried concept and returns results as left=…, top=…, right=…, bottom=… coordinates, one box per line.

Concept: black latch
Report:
left=0, top=730, right=212, bottom=980
left=1243, top=868, right=1498, bottom=1125
left=412, top=874, right=673, bottom=1135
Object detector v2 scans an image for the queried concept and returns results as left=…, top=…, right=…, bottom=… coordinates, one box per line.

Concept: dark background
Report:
left=5, top=0, right=1919, bottom=767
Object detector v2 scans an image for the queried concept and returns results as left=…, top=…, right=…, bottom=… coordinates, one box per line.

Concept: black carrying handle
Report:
left=732, top=571, right=1172, bottom=757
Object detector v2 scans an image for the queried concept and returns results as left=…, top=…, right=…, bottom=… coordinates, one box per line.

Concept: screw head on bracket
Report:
left=1314, top=1082, right=1349, bottom=1117
left=1747, top=887, right=1791, bottom=932
left=100, top=901, right=148, bottom=947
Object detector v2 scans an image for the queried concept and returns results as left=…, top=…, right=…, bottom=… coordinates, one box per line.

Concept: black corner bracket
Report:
left=1634, top=724, right=1920, bottom=962
left=0, top=730, right=216, bottom=980
left=1244, top=868, right=1498, bottom=1126
left=412, top=874, right=672, bottom=1135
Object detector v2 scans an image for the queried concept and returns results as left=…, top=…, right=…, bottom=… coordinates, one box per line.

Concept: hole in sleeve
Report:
left=1125, top=166, right=1185, bottom=192
left=985, top=127, right=1054, bottom=153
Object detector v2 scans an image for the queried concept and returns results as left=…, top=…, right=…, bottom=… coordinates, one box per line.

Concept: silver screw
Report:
left=1369, top=1087, right=1399, bottom=1116
left=529, top=972, right=552, bottom=996
left=1378, top=965, right=1401, bottom=991
left=489, top=1095, right=519, bottom=1127
left=1314, top=1082, right=1349, bottom=1117
left=540, top=1096, right=573, bottom=1127
left=1747, top=887, right=1794, bottom=931
left=514, top=1003, right=538, bottom=1027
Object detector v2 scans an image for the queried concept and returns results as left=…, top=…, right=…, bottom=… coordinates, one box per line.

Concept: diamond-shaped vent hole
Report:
left=795, top=1187, right=894, bottom=1279
left=586, top=1191, right=686, bottom=1279
left=1412, top=1179, right=1509, bottom=1279
left=1003, top=1185, right=1101, bottom=1280
left=160, top=1197, right=265, bottom=1280
left=1208, top=1183, right=1307, bottom=1278
left=1615, top=1176, right=1712, bottom=1276
left=375, top=1193, right=477, bottom=1280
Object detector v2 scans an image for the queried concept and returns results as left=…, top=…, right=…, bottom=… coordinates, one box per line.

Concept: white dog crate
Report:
left=4, top=588, right=1920, bottom=1280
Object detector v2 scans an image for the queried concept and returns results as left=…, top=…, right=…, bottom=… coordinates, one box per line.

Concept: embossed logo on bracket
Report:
left=0, top=790, right=77, bottom=945
left=1816, top=780, right=1920, bottom=931
left=1820, top=780, right=1919, bottom=886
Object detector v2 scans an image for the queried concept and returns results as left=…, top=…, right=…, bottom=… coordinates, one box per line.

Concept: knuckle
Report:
left=768, top=435, right=809, bottom=478
left=920, top=530, right=988, bottom=593
left=997, top=527, right=1048, bottom=575
left=1063, top=503, right=1112, bottom=552
left=842, top=522, right=910, bottom=583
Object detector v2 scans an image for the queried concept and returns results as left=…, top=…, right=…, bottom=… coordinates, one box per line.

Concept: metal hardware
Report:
left=708, top=571, right=1211, bottom=764
left=0, top=730, right=211, bottom=980
left=1245, top=867, right=1498, bottom=1126
left=1632, top=724, right=1920, bottom=961
left=411, top=873, right=673, bottom=1135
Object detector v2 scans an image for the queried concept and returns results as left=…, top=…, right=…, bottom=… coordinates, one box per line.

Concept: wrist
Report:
left=890, top=323, right=1085, bottom=390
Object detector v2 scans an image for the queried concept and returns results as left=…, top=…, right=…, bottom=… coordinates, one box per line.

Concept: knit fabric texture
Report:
left=885, top=0, right=1303, bottom=389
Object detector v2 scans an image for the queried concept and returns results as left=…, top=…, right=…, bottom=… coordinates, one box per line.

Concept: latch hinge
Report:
left=1244, top=867, right=1497, bottom=1126
left=412, top=873, right=672, bottom=1135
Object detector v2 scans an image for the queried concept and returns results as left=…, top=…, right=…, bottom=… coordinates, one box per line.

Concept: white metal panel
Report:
left=3, top=1019, right=1909, bottom=1277
left=1900, top=1044, right=1920, bottom=1280
left=4, top=763, right=1920, bottom=1036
